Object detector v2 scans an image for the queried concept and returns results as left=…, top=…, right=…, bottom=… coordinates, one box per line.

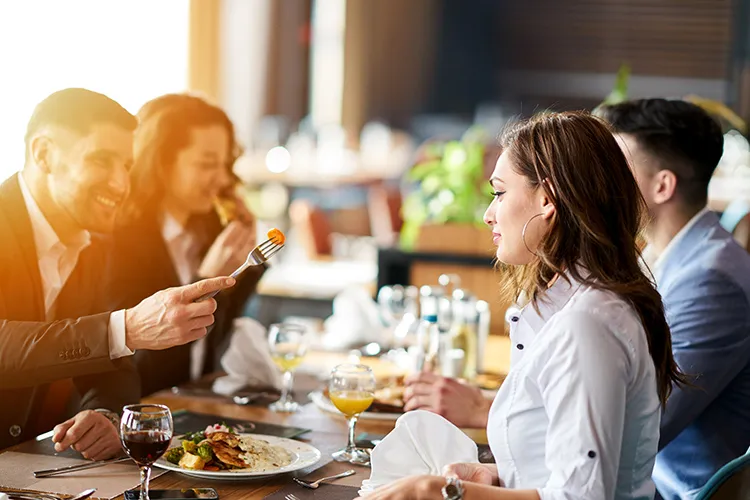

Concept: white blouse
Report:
left=487, top=275, right=661, bottom=500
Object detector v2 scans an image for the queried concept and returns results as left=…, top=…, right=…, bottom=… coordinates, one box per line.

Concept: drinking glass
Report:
left=268, top=323, right=309, bottom=412
left=120, top=404, right=173, bottom=500
left=329, top=364, right=376, bottom=465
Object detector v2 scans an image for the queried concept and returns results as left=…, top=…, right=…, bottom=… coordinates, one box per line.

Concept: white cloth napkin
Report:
left=212, top=318, right=282, bottom=394
left=359, top=410, right=480, bottom=496
left=321, top=285, right=385, bottom=349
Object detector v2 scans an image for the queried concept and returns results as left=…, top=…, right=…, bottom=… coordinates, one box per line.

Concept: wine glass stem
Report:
left=139, top=465, right=152, bottom=500
left=280, top=370, right=294, bottom=404
left=347, top=415, right=358, bottom=452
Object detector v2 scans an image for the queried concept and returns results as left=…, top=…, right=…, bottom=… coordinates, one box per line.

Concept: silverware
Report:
left=196, top=237, right=284, bottom=301
left=284, top=495, right=300, bottom=500
left=293, top=469, right=356, bottom=489
left=68, top=489, right=97, bottom=500
left=232, top=392, right=272, bottom=405
left=33, top=457, right=131, bottom=478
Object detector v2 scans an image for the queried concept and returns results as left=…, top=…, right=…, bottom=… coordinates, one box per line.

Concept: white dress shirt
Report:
left=18, top=173, right=131, bottom=359
left=488, top=274, right=661, bottom=500
left=161, top=212, right=206, bottom=380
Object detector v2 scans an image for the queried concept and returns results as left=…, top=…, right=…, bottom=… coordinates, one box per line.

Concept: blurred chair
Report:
left=289, top=199, right=333, bottom=260
left=719, top=200, right=750, bottom=252
left=694, top=448, right=750, bottom=500
left=368, top=184, right=403, bottom=247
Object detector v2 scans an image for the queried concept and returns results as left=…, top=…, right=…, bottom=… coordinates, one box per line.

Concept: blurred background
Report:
left=1, top=0, right=749, bottom=343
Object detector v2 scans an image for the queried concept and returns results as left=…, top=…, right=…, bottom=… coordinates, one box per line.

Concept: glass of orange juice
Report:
left=268, top=323, right=308, bottom=412
left=329, top=364, right=376, bottom=464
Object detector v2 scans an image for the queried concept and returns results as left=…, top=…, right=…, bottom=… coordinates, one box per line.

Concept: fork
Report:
left=284, top=495, right=300, bottom=500
left=197, top=237, right=284, bottom=301
left=293, top=469, right=356, bottom=489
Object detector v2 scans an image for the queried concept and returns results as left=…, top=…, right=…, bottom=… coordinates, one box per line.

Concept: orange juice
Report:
left=329, top=390, right=374, bottom=417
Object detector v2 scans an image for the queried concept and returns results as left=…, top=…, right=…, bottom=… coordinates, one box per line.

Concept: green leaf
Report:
left=602, top=63, right=631, bottom=105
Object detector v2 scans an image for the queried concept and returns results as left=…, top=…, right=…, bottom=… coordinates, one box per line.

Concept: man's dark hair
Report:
left=594, top=98, right=724, bottom=209
left=25, top=88, right=137, bottom=159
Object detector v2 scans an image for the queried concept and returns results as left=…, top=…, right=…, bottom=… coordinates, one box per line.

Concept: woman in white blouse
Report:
left=367, top=112, right=685, bottom=500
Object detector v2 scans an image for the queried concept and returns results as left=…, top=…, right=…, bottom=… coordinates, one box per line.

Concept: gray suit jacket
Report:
left=653, top=211, right=750, bottom=499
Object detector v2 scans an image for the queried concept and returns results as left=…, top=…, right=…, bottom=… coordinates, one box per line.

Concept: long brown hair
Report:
left=121, top=93, right=241, bottom=223
left=499, top=111, right=685, bottom=405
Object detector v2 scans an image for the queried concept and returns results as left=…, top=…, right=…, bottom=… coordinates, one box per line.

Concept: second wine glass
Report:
left=329, top=364, right=376, bottom=465
left=268, top=323, right=309, bottom=412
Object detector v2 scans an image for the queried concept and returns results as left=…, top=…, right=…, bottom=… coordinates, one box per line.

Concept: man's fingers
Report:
left=180, top=278, right=235, bottom=302
left=52, top=417, right=75, bottom=444
left=81, top=438, right=121, bottom=461
left=71, top=425, right=99, bottom=453
left=56, top=416, right=96, bottom=450
left=187, top=315, right=216, bottom=331
left=182, top=298, right=218, bottom=317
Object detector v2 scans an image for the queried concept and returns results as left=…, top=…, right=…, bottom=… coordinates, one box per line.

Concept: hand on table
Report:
left=361, top=475, right=445, bottom=500
left=52, top=410, right=121, bottom=460
left=125, top=276, right=235, bottom=351
left=403, top=372, right=491, bottom=428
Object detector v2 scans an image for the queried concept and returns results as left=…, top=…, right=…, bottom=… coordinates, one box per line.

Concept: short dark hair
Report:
left=594, top=98, right=723, bottom=208
left=25, top=88, right=137, bottom=156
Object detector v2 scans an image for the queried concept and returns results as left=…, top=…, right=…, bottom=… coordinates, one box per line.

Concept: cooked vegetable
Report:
left=196, top=443, right=214, bottom=461
left=165, top=447, right=185, bottom=465
left=178, top=453, right=207, bottom=470
left=183, top=430, right=206, bottom=444
left=182, top=440, right=197, bottom=454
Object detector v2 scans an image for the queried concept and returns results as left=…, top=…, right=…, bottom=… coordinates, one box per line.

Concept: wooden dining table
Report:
left=142, top=338, right=510, bottom=499
left=143, top=388, right=386, bottom=499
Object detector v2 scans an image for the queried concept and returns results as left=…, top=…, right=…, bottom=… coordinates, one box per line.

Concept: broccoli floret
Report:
left=165, top=447, right=185, bottom=465
left=182, top=440, right=197, bottom=454
left=196, top=443, right=214, bottom=461
left=183, top=431, right=206, bottom=444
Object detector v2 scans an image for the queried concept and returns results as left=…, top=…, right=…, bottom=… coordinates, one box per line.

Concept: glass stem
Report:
left=280, top=370, right=294, bottom=404
left=347, top=415, right=358, bottom=451
left=139, top=465, right=151, bottom=500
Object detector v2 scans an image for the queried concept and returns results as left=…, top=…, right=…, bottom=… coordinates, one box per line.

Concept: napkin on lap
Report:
left=212, top=318, right=282, bottom=394
left=359, top=410, right=480, bottom=496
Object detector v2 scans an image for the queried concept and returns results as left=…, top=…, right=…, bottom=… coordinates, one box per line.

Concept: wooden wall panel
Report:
left=500, top=0, right=733, bottom=79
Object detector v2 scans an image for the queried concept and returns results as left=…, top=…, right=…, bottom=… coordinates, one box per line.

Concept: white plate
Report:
left=309, top=390, right=403, bottom=421
left=153, top=434, right=321, bottom=480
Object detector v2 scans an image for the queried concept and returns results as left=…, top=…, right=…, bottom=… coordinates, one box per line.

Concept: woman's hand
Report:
left=198, top=220, right=256, bottom=278
left=364, top=475, right=445, bottom=500
left=443, top=462, right=501, bottom=486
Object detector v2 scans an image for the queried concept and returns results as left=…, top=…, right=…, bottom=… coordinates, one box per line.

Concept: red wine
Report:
left=122, top=431, right=171, bottom=466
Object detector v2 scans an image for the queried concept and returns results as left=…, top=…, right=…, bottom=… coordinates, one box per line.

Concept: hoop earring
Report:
left=521, top=213, right=544, bottom=256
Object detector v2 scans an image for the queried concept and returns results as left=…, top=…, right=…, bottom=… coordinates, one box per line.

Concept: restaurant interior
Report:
left=1, top=0, right=750, bottom=499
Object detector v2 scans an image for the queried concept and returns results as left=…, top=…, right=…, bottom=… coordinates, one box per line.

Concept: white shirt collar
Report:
left=161, top=211, right=187, bottom=243
left=643, top=206, right=709, bottom=278
left=18, top=172, right=90, bottom=256
left=507, top=272, right=584, bottom=334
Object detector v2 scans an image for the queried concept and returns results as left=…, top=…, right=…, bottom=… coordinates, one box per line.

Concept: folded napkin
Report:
left=359, top=410, right=479, bottom=496
left=321, top=286, right=385, bottom=350
left=212, top=318, right=282, bottom=395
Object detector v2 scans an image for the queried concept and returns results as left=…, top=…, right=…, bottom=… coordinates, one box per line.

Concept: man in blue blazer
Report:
left=598, top=99, right=750, bottom=499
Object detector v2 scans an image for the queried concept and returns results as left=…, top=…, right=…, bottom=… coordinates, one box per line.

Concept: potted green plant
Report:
left=400, top=127, right=491, bottom=253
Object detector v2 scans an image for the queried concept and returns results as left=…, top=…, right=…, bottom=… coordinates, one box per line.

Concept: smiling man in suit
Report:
left=0, top=88, right=236, bottom=459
